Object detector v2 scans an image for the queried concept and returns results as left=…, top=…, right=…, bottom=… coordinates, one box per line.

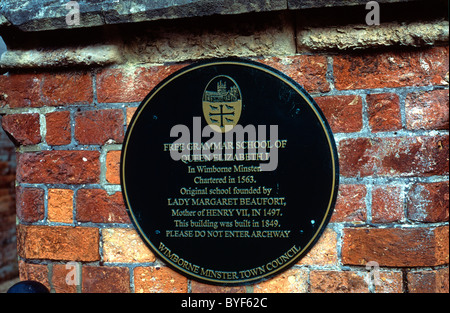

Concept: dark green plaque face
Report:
left=121, top=59, right=339, bottom=285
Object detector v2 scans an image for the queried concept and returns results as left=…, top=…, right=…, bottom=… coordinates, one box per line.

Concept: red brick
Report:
left=126, top=107, right=138, bottom=126
left=52, top=263, right=78, bottom=293
left=76, top=189, right=130, bottom=224
left=16, top=187, right=45, bottom=223
left=258, top=55, right=330, bottom=93
left=375, top=271, right=404, bottom=293
left=334, top=47, right=449, bottom=90
left=0, top=71, right=92, bottom=108
left=253, top=268, right=308, bottom=293
left=106, top=150, right=121, bottom=184
left=338, top=135, right=449, bottom=177
left=102, top=228, right=155, bottom=263
left=17, top=150, right=100, bottom=184
left=310, top=270, right=368, bottom=293
left=407, top=181, right=449, bottom=223
left=75, top=109, right=124, bottom=145
left=314, top=95, right=362, bottom=133
left=366, top=93, right=401, bottom=132
left=17, top=225, right=100, bottom=261
left=191, top=281, right=246, bottom=293
left=82, top=266, right=130, bottom=293
left=338, top=138, right=378, bottom=177
left=1, top=113, right=41, bottom=145
left=46, top=111, right=71, bottom=146
left=342, top=226, right=449, bottom=267
left=48, top=189, right=74, bottom=223
left=41, top=72, right=93, bottom=106
left=332, top=184, right=366, bottom=223
left=96, top=65, right=185, bottom=103
left=134, top=267, right=188, bottom=293
left=407, top=267, right=449, bottom=293
left=298, top=228, right=338, bottom=266
left=18, top=261, right=50, bottom=291
left=405, top=89, right=449, bottom=130
left=0, top=73, right=42, bottom=108
left=372, top=185, right=405, bottom=223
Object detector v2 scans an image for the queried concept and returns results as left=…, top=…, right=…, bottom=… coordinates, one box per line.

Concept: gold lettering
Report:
left=239, top=197, right=286, bottom=206
left=265, top=245, right=300, bottom=271
left=190, top=198, right=239, bottom=206
left=199, top=268, right=239, bottom=280
left=158, top=242, right=200, bottom=273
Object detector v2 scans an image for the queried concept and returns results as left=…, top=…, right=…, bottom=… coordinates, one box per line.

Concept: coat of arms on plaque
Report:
left=202, top=75, right=242, bottom=133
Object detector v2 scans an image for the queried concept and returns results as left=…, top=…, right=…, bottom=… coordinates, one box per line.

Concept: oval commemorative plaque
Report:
left=121, top=59, right=339, bottom=285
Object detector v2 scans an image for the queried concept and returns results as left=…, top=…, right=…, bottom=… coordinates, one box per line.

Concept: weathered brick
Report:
left=407, top=267, right=449, bottom=293
left=102, top=228, right=155, bottom=263
left=298, top=228, right=337, bottom=266
left=190, top=281, right=246, bottom=293
left=253, top=268, right=308, bottom=293
left=0, top=72, right=93, bottom=108
left=106, top=150, right=121, bottom=184
left=82, top=266, right=130, bottom=293
left=372, top=185, right=405, bottom=223
left=1, top=113, right=41, bottom=145
left=16, top=187, right=44, bottom=223
left=338, top=138, right=379, bottom=177
left=258, top=55, right=330, bottom=93
left=435, top=226, right=449, bottom=265
left=338, top=135, right=449, bottom=177
left=0, top=73, right=42, bottom=108
left=310, top=270, right=368, bottom=293
left=96, top=65, right=185, bottom=103
left=18, top=261, right=50, bottom=290
left=407, top=181, right=449, bottom=223
left=76, top=189, right=130, bottom=224
left=52, top=263, right=78, bottom=293
left=366, top=93, right=402, bottom=132
left=134, top=266, right=188, bottom=293
left=334, top=46, right=449, bottom=90
left=17, top=150, right=100, bottom=184
left=126, top=107, right=138, bottom=126
left=332, top=184, right=366, bottom=222
left=74, top=109, right=124, bottom=145
left=405, top=89, right=449, bottom=130
left=17, top=225, right=100, bottom=261
left=314, top=95, right=362, bottom=133
left=48, top=189, right=74, bottom=223
left=375, top=271, right=403, bottom=293
left=46, top=111, right=71, bottom=146
left=41, top=71, right=93, bottom=106
left=342, top=226, right=449, bottom=267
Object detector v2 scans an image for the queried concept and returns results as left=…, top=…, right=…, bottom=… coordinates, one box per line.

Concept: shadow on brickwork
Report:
left=0, top=115, right=19, bottom=291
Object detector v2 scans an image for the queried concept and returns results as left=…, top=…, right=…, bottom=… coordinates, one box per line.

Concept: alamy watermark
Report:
left=366, top=1, right=380, bottom=25
left=166, top=117, right=285, bottom=172
left=65, top=261, right=81, bottom=286
left=365, top=261, right=382, bottom=287
left=65, top=1, right=80, bottom=26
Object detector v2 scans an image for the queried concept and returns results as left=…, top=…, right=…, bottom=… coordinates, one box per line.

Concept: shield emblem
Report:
left=202, top=75, right=242, bottom=133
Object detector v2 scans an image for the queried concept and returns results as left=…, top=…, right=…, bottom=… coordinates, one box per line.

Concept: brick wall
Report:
left=0, top=9, right=448, bottom=293
left=0, top=115, right=17, bottom=283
